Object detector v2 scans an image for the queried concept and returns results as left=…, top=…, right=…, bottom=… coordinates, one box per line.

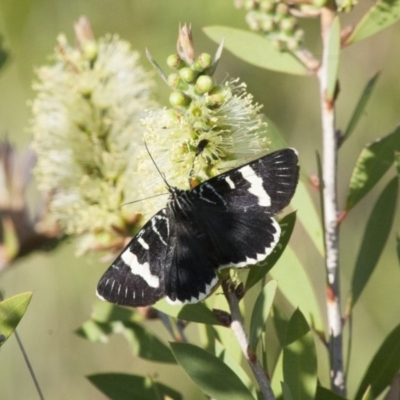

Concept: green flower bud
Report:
left=207, top=86, right=225, bottom=107
left=169, top=90, right=190, bottom=107
left=259, top=0, right=275, bottom=12
left=279, top=17, right=297, bottom=34
left=167, top=73, right=181, bottom=88
left=313, top=0, right=327, bottom=7
left=276, top=3, right=289, bottom=16
left=82, top=41, right=98, bottom=61
left=179, top=66, right=196, bottom=83
left=261, top=17, right=275, bottom=32
left=195, top=75, right=214, bottom=94
left=287, top=37, right=300, bottom=51
left=294, top=28, right=305, bottom=43
left=166, top=54, right=183, bottom=69
left=197, top=53, right=213, bottom=69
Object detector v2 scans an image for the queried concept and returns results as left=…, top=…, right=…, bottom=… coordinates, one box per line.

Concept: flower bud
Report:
left=195, top=75, right=214, bottom=94
left=169, top=90, right=190, bottom=107
left=179, top=67, right=196, bottom=83
left=166, top=54, right=183, bottom=69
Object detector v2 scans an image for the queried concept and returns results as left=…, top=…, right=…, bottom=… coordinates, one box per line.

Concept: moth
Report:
left=97, top=148, right=299, bottom=306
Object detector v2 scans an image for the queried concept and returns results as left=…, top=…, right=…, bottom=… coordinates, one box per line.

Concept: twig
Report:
left=221, top=279, right=275, bottom=400
left=318, top=7, right=346, bottom=397
left=15, top=330, right=45, bottom=400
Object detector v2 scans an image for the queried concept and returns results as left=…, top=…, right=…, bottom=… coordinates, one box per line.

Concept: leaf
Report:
left=154, top=299, right=222, bottom=325
left=265, top=117, right=325, bottom=256
left=346, top=0, right=400, bottom=45
left=315, top=386, right=346, bottom=399
left=88, top=373, right=182, bottom=400
left=91, top=301, right=143, bottom=323
left=0, top=35, right=9, bottom=72
left=326, top=17, right=341, bottom=100
left=246, top=212, right=297, bottom=291
left=281, top=381, right=294, bottom=400
left=355, top=323, right=400, bottom=400
left=75, top=320, right=113, bottom=343
left=203, top=26, right=308, bottom=75
left=270, top=246, right=324, bottom=331
left=397, top=235, right=400, bottom=269
left=213, top=341, right=258, bottom=399
left=249, top=280, right=277, bottom=350
left=170, top=342, right=255, bottom=400
left=346, top=127, right=400, bottom=211
left=118, top=321, right=176, bottom=363
left=343, top=73, right=380, bottom=141
left=350, top=177, right=398, bottom=308
left=0, top=292, right=33, bottom=346
left=283, top=309, right=317, bottom=400
left=360, top=386, right=373, bottom=400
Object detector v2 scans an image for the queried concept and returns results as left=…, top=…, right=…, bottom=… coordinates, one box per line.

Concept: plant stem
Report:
left=221, top=279, right=275, bottom=400
left=15, top=330, right=45, bottom=400
left=318, top=7, right=346, bottom=397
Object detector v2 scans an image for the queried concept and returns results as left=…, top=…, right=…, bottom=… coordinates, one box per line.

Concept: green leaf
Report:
left=281, top=381, right=294, bottom=400
left=246, top=212, right=296, bottom=291
left=360, top=386, right=373, bottom=400
left=170, top=342, right=255, bottom=400
left=346, top=0, right=400, bottom=45
left=0, top=35, right=9, bottom=72
left=88, top=373, right=182, bottom=400
left=91, top=301, right=143, bottom=323
left=350, top=177, right=398, bottom=307
left=346, top=127, right=400, bottom=211
left=343, top=73, right=380, bottom=141
left=265, top=117, right=325, bottom=257
left=118, top=321, right=176, bottom=363
left=249, top=280, right=277, bottom=350
left=355, top=323, right=400, bottom=400
left=315, top=386, right=346, bottom=399
left=75, top=320, right=113, bottom=343
left=283, top=309, right=317, bottom=400
left=270, top=247, right=324, bottom=331
left=154, top=299, right=222, bottom=325
left=214, top=341, right=258, bottom=399
left=0, top=292, right=33, bottom=346
left=326, top=17, right=341, bottom=100
left=203, top=26, right=308, bottom=75
left=397, top=235, right=400, bottom=268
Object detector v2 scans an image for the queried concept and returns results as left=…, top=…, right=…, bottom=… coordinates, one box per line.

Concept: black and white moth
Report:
left=96, top=148, right=299, bottom=307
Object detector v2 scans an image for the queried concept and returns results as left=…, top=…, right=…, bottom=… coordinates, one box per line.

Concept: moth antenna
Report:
left=120, top=192, right=169, bottom=208
left=144, top=141, right=172, bottom=190
left=188, top=139, right=209, bottom=187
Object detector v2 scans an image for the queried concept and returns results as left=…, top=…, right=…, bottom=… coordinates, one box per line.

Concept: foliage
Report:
left=1, top=1, right=400, bottom=399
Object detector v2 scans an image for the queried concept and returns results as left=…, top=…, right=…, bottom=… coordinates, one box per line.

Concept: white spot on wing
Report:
left=225, top=176, right=235, bottom=189
left=138, top=237, right=149, bottom=250
left=121, top=249, right=160, bottom=288
left=240, top=165, right=271, bottom=207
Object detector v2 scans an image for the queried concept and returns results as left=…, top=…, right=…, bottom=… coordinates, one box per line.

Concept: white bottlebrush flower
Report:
left=31, top=17, right=156, bottom=253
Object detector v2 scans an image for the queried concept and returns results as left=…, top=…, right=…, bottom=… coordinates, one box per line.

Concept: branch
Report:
left=221, top=279, right=276, bottom=400
left=318, top=7, right=346, bottom=397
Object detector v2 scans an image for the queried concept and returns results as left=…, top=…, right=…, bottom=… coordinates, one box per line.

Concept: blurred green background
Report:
left=0, top=1, right=400, bottom=399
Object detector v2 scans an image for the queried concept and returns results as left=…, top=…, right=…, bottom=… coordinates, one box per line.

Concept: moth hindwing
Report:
left=97, top=148, right=299, bottom=307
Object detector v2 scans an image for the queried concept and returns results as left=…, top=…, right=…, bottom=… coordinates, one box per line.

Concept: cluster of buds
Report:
left=139, top=25, right=269, bottom=219
left=237, top=0, right=308, bottom=51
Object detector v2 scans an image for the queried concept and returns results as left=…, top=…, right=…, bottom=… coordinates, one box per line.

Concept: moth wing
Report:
left=192, top=148, right=299, bottom=214
left=165, top=218, right=219, bottom=304
left=96, top=209, right=170, bottom=307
